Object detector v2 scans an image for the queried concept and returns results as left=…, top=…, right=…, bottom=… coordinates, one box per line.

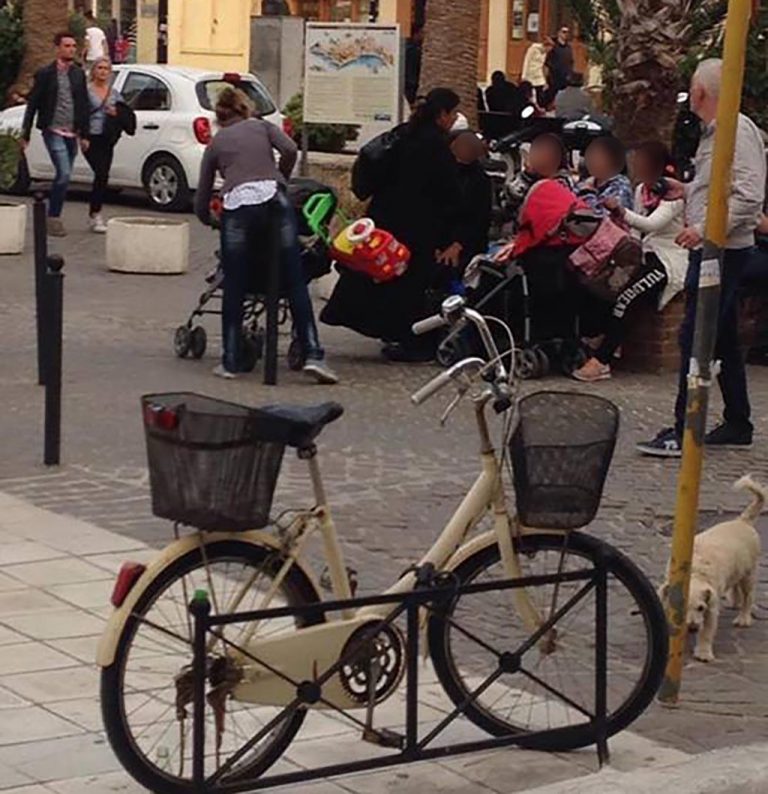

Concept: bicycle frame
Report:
left=227, top=395, right=545, bottom=711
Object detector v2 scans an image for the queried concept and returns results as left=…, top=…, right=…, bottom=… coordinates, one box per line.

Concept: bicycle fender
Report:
left=95, top=531, right=320, bottom=668
left=443, top=530, right=497, bottom=573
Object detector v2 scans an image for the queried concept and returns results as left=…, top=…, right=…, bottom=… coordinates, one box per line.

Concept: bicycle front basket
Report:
left=509, top=391, right=619, bottom=530
left=142, top=393, right=286, bottom=531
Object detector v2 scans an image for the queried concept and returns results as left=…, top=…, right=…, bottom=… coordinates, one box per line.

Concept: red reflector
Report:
left=193, top=116, right=212, bottom=145
left=111, top=562, right=147, bottom=607
left=282, top=116, right=295, bottom=138
left=143, top=403, right=179, bottom=431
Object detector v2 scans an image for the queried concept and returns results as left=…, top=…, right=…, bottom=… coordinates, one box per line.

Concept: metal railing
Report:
left=187, top=561, right=610, bottom=792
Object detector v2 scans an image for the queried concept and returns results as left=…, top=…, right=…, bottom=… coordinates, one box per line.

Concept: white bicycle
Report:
left=97, top=296, right=667, bottom=793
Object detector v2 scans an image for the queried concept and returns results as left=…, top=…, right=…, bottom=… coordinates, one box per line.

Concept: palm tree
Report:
left=10, top=0, right=69, bottom=99
left=570, top=0, right=727, bottom=147
left=419, top=0, right=482, bottom=127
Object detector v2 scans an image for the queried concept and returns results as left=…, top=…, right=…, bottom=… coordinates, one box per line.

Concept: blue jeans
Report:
left=42, top=131, right=78, bottom=218
left=674, top=248, right=752, bottom=436
left=219, top=193, right=323, bottom=373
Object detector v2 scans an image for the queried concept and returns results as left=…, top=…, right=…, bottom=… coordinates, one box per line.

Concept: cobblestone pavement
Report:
left=1, top=195, right=767, bottom=768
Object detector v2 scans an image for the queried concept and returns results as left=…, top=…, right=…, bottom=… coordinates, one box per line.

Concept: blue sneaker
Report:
left=636, top=427, right=682, bottom=458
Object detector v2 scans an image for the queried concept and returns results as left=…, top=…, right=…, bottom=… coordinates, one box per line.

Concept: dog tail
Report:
left=735, top=475, right=767, bottom=523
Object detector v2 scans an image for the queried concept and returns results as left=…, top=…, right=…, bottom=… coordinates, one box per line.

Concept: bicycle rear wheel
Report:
left=427, top=532, right=667, bottom=751
left=101, top=540, right=322, bottom=794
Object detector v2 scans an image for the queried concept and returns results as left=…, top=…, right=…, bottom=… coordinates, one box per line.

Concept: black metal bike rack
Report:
left=188, top=561, right=610, bottom=793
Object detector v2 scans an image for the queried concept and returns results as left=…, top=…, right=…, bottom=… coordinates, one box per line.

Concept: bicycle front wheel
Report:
left=428, top=531, right=667, bottom=751
left=101, top=540, right=323, bottom=794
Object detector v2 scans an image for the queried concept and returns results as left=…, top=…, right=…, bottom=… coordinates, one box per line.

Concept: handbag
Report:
left=569, top=216, right=643, bottom=302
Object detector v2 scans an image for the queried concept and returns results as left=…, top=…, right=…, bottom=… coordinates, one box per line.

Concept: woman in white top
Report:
left=521, top=38, right=552, bottom=104
left=573, top=141, right=688, bottom=382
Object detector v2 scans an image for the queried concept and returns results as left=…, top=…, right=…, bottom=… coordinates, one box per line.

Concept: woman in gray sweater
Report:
left=195, top=88, right=337, bottom=383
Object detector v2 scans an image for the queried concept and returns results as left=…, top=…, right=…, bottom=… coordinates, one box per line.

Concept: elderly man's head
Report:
left=691, top=58, right=722, bottom=123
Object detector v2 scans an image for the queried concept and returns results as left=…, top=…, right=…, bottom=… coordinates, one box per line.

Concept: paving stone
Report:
left=41, top=581, right=113, bottom=612
left=2, top=666, right=97, bottom=704
left=0, top=643, right=80, bottom=677
left=0, top=705, right=82, bottom=746
left=3, top=611, right=105, bottom=642
left=0, top=591, right=64, bottom=618
left=0, top=733, right=120, bottom=784
left=0, top=543, right=66, bottom=567
left=3, top=559, right=112, bottom=589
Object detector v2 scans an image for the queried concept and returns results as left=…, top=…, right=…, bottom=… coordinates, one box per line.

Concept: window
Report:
left=197, top=80, right=276, bottom=117
left=122, top=73, right=172, bottom=111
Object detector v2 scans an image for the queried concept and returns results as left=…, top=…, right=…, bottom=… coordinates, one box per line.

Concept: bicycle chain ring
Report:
left=338, top=622, right=405, bottom=705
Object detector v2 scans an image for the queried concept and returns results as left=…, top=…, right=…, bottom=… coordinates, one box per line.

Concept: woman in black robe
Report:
left=321, top=88, right=465, bottom=361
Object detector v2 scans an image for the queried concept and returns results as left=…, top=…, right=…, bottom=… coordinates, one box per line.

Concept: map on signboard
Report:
left=308, top=31, right=396, bottom=76
left=304, top=23, right=401, bottom=126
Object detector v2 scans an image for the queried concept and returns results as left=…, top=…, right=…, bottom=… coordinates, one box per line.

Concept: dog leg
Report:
left=693, top=605, right=718, bottom=662
left=733, top=570, right=756, bottom=628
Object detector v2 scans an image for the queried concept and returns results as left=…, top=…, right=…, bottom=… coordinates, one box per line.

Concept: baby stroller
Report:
left=439, top=179, right=631, bottom=379
left=173, top=179, right=337, bottom=372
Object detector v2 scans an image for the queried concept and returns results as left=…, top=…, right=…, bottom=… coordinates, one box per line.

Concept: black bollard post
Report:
left=33, top=192, right=48, bottom=385
left=263, top=203, right=281, bottom=386
left=43, top=255, right=65, bottom=466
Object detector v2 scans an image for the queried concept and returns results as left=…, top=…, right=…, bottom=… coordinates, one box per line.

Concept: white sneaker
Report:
left=212, top=364, right=238, bottom=380
left=303, top=360, right=339, bottom=385
left=89, top=213, right=108, bottom=234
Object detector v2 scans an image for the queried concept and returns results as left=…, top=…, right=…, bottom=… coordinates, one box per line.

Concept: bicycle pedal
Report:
left=362, top=727, right=404, bottom=749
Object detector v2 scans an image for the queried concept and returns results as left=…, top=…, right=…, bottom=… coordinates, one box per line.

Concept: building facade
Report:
left=73, top=0, right=586, bottom=86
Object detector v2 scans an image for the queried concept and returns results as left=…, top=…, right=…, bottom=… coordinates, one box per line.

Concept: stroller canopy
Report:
left=513, top=179, right=589, bottom=258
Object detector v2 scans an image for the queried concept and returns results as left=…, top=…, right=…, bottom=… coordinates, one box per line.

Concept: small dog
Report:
left=660, top=475, right=764, bottom=662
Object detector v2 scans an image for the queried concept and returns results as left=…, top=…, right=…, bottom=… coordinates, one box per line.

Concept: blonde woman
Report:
left=84, top=57, right=120, bottom=233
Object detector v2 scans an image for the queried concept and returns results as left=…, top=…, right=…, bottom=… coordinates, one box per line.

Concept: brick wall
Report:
left=620, top=296, right=685, bottom=374
left=621, top=294, right=766, bottom=374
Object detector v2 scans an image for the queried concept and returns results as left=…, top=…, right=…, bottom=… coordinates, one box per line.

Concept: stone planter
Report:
left=0, top=202, right=27, bottom=255
left=106, top=217, right=189, bottom=274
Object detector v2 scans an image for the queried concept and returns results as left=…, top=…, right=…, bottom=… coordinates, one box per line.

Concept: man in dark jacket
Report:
left=545, top=26, right=574, bottom=96
left=22, top=32, right=90, bottom=237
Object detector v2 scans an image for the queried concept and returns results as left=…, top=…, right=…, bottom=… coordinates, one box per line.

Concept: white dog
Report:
left=660, top=475, right=764, bottom=663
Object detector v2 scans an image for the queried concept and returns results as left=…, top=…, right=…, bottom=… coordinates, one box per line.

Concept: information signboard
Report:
left=303, top=22, right=401, bottom=126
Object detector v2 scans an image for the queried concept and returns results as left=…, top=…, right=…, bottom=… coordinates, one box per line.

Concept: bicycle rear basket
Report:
left=509, top=391, right=619, bottom=530
left=142, top=393, right=286, bottom=531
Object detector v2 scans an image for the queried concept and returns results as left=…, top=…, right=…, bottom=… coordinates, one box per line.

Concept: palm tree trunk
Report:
left=10, top=0, right=70, bottom=99
left=419, top=0, right=481, bottom=128
left=609, top=2, right=686, bottom=148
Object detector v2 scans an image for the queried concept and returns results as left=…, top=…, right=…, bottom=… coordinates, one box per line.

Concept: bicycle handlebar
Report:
left=411, top=358, right=486, bottom=406
left=410, top=296, right=513, bottom=408
left=412, top=314, right=448, bottom=336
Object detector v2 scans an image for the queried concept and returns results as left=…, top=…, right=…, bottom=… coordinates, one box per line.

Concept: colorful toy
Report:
left=330, top=218, right=410, bottom=283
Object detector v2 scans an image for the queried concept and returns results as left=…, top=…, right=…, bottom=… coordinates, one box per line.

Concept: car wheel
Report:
left=143, top=155, right=190, bottom=212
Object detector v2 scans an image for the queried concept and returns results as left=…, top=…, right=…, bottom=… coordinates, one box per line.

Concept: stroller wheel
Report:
left=532, top=346, right=550, bottom=377
left=560, top=342, right=589, bottom=376
left=189, top=326, right=207, bottom=360
left=515, top=348, right=541, bottom=380
left=241, top=330, right=264, bottom=373
left=173, top=326, right=191, bottom=358
left=287, top=338, right=305, bottom=372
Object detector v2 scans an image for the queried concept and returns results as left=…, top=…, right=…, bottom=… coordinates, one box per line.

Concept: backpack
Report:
left=351, top=124, right=407, bottom=201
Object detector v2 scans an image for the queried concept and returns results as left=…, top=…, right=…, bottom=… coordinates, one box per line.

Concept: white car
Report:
left=0, top=64, right=286, bottom=212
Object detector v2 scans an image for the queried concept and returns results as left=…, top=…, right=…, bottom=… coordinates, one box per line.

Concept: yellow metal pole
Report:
left=657, top=0, right=752, bottom=704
